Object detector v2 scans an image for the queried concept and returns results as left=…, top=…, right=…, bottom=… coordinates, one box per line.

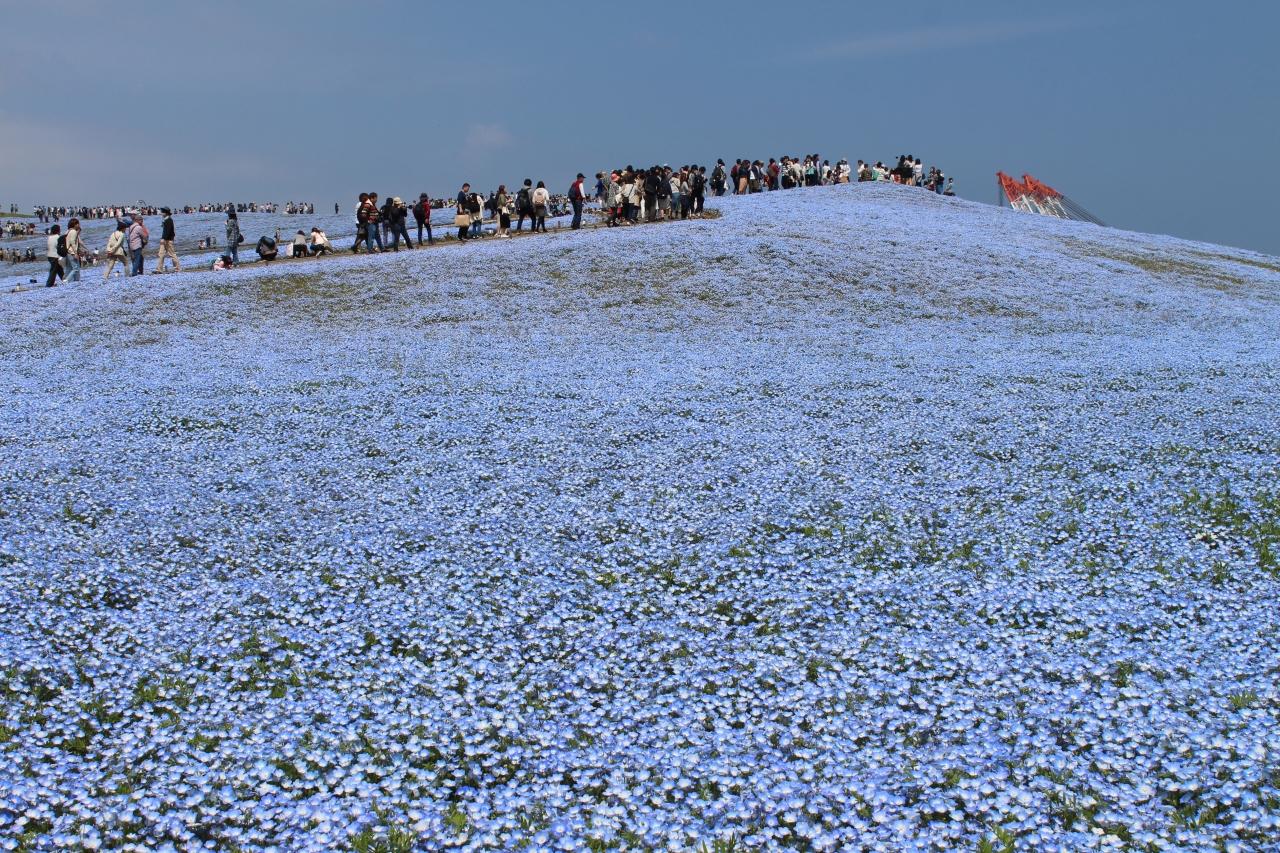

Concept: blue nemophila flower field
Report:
left=1, top=184, right=1279, bottom=851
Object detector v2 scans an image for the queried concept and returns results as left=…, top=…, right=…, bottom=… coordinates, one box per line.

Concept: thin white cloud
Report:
left=812, top=16, right=1091, bottom=60
left=464, top=123, right=514, bottom=152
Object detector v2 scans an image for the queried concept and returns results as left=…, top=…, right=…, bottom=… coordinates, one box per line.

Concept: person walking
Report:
left=644, top=168, right=661, bottom=222
left=692, top=166, right=706, bottom=216
left=455, top=183, right=472, bottom=241
left=495, top=185, right=512, bottom=237
left=126, top=214, right=147, bottom=277
left=225, top=210, right=241, bottom=265
left=155, top=208, right=180, bottom=273
left=468, top=192, right=483, bottom=239
left=412, top=193, right=433, bottom=244
left=45, top=224, right=64, bottom=287
left=351, top=193, right=369, bottom=253
left=362, top=192, right=384, bottom=252
left=379, top=195, right=394, bottom=245
left=604, top=172, right=621, bottom=226
left=103, top=221, right=129, bottom=280
left=569, top=173, right=586, bottom=229
left=676, top=169, right=692, bottom=220
left=514, top=179, right=534, bottom=232
left=64, top=218, right=85, bottom=282
left=531, top=181, right=550, bottom=233
left=387, top=197, right=413, bottom=250
left=711, top=160, right=727, bottom=196
left=621, top=172, right=638, bottom=223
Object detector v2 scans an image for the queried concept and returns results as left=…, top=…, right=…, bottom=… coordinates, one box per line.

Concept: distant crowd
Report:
left=13, top=149, right=954, bottom=291
left=22, top=201, right=317, bottom=225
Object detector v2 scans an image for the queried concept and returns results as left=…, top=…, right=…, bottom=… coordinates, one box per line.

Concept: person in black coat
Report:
left=255, top=235, right=278, bottom=262
left=155, top=207, right=181, bottom=273
left=412, top=193, right=433, bottom=244
left=387, top=197, right=413, bottom=251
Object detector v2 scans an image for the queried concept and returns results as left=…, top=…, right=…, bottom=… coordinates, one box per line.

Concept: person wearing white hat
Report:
left=387, top=197, right=413, bottom=251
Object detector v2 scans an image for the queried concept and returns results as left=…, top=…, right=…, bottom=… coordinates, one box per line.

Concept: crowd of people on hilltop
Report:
left=717, top=153, right=953, bottom=196
left=12, top=148, right=955, bottom=290
left=339, top=165, right=714, bottom=255
left=4, top=221, right=39, bottom=238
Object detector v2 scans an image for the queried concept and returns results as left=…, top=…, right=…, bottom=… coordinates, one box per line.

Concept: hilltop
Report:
left=1, top=185, right=1278, bottom=851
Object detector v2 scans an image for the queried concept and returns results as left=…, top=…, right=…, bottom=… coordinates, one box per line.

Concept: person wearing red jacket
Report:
left=412, top=193, right=433, bottom=245
left=569, top=173, right=587, bottom=229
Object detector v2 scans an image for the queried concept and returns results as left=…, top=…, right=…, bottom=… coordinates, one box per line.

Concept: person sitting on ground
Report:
left=256, top=235, right=278, bottom=262
left=291, top=230, right=308, bottom=258
left=310, top=227, right=332, bottom=255
left=213, top=254, right=233, bottom=270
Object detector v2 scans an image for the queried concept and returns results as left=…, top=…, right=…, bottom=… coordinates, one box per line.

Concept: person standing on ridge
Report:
left=604, top=172, right=621, bottom=227
left=692, top=166, right=707, bottom=216
left=352, top=193, right=369, bottom=253
left=711, top=160, right=726, bottom=196
left=155, top=208, right=180, bottom=273
left=379, top=194, right=394, bottom=245
left=531, top=181, right=549, bottom=233
left=569, top=173, right=586, bottom=229
left=455, top=183, right=473, bottom=241
left=387, top=197, right=412, bottom=251
left=126, top=214, right=147, bottom=277
left=226, top=210, right=241, bottom=265
left=468, top=191, right=483, bottom=239
left=362, top=192, right=383, bottom=253
left=514, top=179, right=534, bottom=232
left=63, top=218, right=85, bottom=282
left=495, top=185, right=512, bottom=238
left=412, top=193, right=433, bottom=245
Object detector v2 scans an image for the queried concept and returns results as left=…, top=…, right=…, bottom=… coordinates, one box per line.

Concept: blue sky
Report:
left=3, top=0, right=1277, bottom=255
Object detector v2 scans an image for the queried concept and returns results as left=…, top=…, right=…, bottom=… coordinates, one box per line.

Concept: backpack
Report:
left=569, top=182, right=582, bottom=201
left=693, top=174, right=705, bottom=194
left=412, top=201, right=424, bottom=220
left=56, top=234, right=68, bottom=257
left=517, top=187, right=532, bottom=213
